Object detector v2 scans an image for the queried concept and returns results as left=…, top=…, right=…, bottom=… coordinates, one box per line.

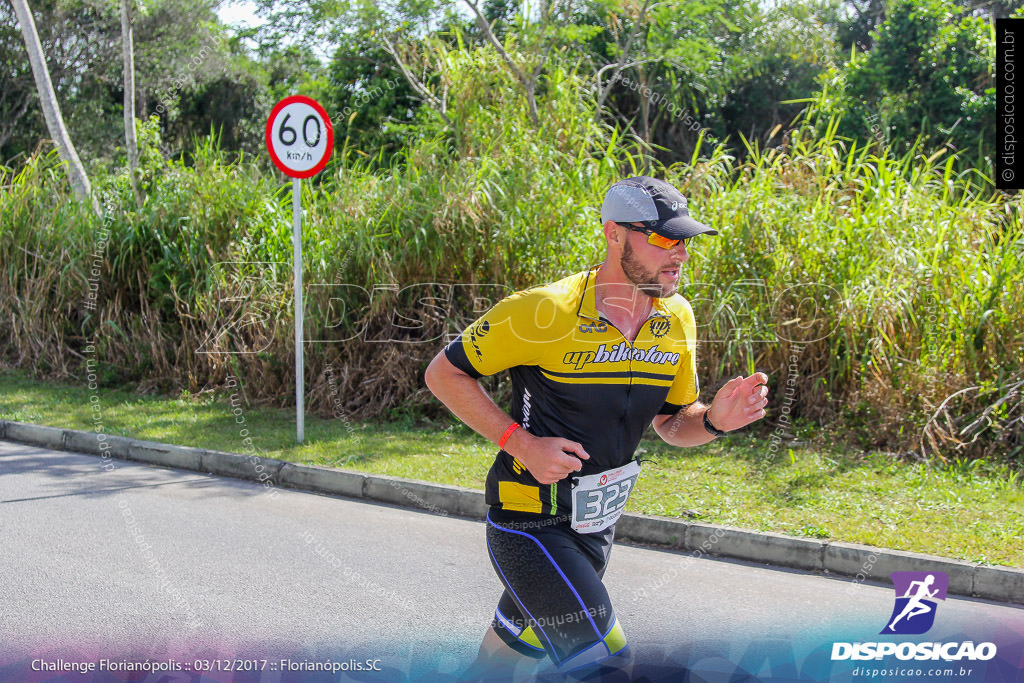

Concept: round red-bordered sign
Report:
left=265, top=95, right=334, bottom=178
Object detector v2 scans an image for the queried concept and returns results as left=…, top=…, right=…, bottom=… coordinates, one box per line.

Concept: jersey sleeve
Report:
left=444, top=290, right=547, bottom=378
left=658, top=300, right=700, bottom=414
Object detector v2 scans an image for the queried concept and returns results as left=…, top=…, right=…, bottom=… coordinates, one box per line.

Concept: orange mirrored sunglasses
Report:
left=617, top=222, right=689, bottom=250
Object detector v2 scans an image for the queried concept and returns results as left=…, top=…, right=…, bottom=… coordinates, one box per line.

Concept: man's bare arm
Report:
left=424, top=350, right=590, bottom=484
left=652, top=372, right=770, bottom=447
left=652, top=402, right=717, bottom=447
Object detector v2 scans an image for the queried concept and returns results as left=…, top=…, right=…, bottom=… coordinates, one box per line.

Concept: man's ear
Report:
left=603, top=220, right=621, bottom=246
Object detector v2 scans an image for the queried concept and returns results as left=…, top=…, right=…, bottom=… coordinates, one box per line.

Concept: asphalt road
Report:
left=1, top=439, right=1022, bottom=682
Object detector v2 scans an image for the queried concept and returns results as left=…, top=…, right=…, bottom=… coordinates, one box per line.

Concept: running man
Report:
left=888, top=574, right=939, bottom=631
left=425, top=176, right=769, bottom=681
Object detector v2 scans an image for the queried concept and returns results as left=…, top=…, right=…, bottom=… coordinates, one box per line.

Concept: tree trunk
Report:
left=637, top=65, right=653, bottom=174
left=137, top=83, right=146, bottom=121
left=11, top=0, right=97, bottom=213
left=121, top=0, right=142, bottom=207
left=638, top=66, right=651, bottom=143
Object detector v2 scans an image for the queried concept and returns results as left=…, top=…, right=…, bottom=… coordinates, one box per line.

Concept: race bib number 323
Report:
left=571, top=460, right=641, bottom=534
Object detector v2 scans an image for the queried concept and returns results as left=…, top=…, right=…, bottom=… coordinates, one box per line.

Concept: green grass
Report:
left=2, top=366, right=1022, bottom=567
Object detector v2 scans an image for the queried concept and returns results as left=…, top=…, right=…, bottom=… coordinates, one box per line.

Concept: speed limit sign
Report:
left=265, top=95, right=333, bottom=178
left=265, top=95, right=334, bottom=444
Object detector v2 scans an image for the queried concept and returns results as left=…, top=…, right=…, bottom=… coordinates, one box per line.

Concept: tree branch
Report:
left=379, top=32, right=453, bottom=129
left=595, top=0, right=652, bottom=109
left=462, top=0, right=539, bottom=125
left=595, top=56, right=661, bottom=97
left=463, top=0, right=528, bottom=85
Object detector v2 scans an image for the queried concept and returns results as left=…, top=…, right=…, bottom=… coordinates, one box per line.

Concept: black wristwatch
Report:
left=703, top=409, right=728, bottom=438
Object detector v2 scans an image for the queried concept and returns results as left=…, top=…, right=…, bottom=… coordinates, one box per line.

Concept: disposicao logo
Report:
left=831, top=570, right=997, bottom=663
left=881, top=571, right=948, bottom=635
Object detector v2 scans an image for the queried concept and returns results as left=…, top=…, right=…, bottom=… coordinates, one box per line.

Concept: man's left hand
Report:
left=707, top=372, right=769, bottom=433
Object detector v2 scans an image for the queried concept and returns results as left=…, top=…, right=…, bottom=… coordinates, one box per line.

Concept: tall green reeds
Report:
left=672, top=122, right=1023, bottom=458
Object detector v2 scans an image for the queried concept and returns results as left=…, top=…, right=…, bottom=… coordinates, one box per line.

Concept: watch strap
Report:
left=703, top=410, right=727, bottom=438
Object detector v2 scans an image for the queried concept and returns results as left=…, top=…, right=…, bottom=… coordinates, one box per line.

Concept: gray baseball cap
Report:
left=601, top=176, right=718, bottom=239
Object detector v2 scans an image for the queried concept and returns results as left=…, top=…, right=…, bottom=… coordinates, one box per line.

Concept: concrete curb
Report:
left=3, top=419, right=1023, bottom=606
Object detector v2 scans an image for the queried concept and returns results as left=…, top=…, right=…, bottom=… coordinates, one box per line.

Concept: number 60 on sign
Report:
left=265, top=95, right=334, bottom=178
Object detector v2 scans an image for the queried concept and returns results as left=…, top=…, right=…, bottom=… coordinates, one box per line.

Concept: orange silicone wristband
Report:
left=498, top=422, right=521, bottom=450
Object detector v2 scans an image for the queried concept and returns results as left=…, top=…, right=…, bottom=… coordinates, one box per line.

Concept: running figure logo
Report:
left=881, top=571, right=949, bottom=635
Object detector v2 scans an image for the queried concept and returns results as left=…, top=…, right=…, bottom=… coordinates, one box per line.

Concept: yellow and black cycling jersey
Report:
left=444, top=265, right=700, bottom=524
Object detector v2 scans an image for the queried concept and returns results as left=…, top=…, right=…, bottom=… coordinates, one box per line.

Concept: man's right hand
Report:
left=424, top=351, right=590, bottom=484
left=504, top=430, right=590, bottom=485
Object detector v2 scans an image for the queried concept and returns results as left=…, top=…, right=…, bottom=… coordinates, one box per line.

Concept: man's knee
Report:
left=532, top=647, right=632, bottom=683
left=464, top=626, right=545, bottom=682
left=491, top=611, right=548, bottom=659
left=549, top=616, right=631, bottom=680
left=564, top=648, right=633, bottom=682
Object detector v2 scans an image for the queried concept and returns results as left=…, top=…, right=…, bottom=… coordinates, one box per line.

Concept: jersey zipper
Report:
left=597, top=309, right=665, bottom=460
left=597, top=314, right=636, bottom=460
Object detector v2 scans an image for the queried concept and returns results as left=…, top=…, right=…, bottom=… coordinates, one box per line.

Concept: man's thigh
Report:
left=485, top=514, right=627, bottom=671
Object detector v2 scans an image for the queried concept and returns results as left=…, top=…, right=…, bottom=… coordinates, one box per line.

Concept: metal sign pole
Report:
left=267, top=95, right=331, bottom=446
left=293, top=177, right=304, bottom=443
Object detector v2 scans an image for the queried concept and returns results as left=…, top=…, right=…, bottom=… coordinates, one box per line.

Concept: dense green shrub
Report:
left=809, top=0, right=995, bottom=168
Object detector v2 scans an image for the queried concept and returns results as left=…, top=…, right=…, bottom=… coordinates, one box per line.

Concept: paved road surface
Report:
left=1, top=439, right=1022, bottom=682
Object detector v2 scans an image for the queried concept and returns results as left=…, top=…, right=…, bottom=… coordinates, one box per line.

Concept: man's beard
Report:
left=621, top=240, right=677, bottom=299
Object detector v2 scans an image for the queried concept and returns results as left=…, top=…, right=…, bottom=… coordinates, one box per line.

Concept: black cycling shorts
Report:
left=485, top=509, right=629, bottom=674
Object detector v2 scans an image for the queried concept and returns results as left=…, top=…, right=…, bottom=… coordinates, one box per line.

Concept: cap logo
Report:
left=671, top=200, right=686, bottom=211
